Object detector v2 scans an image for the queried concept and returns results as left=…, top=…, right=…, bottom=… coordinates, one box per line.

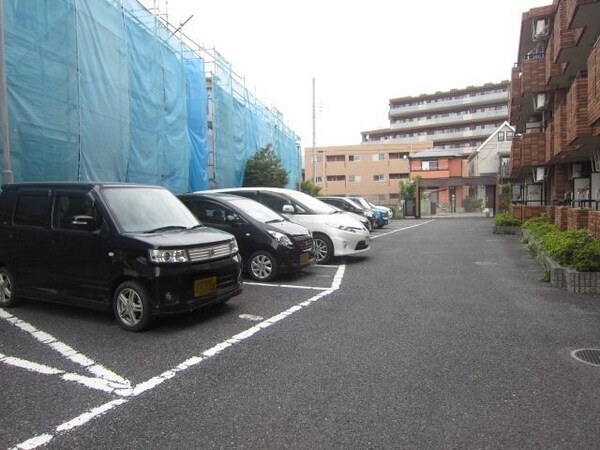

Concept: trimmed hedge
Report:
left=522, top=215, right=600, bottom=272
left=494, top=212, right=521, bottom=227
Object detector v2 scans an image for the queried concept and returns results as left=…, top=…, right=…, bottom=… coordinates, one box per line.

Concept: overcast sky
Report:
left=141, top=0, right=550, bottom=149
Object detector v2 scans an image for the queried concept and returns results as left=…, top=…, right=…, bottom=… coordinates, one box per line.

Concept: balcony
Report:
left=546, top=121, right=554, bottom=161
left=389, top=90, right=507, bottom=117
left=522, top=132, right=546, bottom=167
left=510, top=135, right=523, bottom=177
left=510, top=65, right=523, bottom=108
left=566, top=0, right=599, bottom=28
left=545, top=18, right=565, bottom=85
left=567, top=75, right=592, bottom=145
left=522, top=57, right=548, bottom=93
left=553, top=103, right=568, bottom=157
left=589, top=43, right=600, bottom=127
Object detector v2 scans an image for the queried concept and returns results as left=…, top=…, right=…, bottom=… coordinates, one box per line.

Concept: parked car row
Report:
left=196, top=187, right=372, bottom=264
left=0, top=183, right=387, bottom=331
left=318, top=196, right=389, bottom=229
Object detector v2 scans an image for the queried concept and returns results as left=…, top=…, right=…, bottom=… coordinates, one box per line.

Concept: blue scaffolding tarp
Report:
left=0, top=0, right=299, bottom=192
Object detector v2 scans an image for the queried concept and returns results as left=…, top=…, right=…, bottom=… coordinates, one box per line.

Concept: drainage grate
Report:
left=571, top=349, right=600, bottom=367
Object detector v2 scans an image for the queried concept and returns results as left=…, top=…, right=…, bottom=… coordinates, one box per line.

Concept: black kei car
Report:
left=178, top=192, right=315, bottom=281
left=0, top=183, right=244, bottom=331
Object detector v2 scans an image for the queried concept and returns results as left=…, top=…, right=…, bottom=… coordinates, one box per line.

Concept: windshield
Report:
left=102, top=187, right=199, bottom=233
left=228, top=196, right=287, bottom=223
left=284, top=190, right=338, bottom=214
left=351, top=197, right=371, bottom=209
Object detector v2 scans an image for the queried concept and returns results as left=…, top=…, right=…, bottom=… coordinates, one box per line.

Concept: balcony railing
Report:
left=589, top=43, right=600, bottom=127
left=567, top=76, right=592, bottom=145
left=521, top=58, right=548, bottom=93
left=389, top=91, right=507, bottom=116
left=390, top=109, right=508, bottom=130
left=522, top=132, right=547, bottom=166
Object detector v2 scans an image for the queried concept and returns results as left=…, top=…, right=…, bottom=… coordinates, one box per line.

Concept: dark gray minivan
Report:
left=0, top=183, right=244, bottom=331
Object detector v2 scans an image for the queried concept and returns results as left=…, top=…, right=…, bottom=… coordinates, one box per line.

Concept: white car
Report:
left=198, top=187, right=371, bottom=263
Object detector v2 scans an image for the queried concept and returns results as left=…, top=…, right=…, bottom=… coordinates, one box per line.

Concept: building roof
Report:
left=409, top=148, right=467, bottom=159
left=388, top=80, right=509, bottom=104
left=467, top=121, right=516, bottom=161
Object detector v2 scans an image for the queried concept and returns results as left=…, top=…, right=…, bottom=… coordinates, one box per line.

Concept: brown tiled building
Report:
left=304, top=142, right=431, bottom=206
left=509, top=0, right=600, bottom=234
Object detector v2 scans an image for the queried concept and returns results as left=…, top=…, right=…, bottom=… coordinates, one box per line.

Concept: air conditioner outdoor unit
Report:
left=533, top=93, right=548, bottom=111
left=532, top=166, right=546, bottom=182
left=532, top=19, right=549, bottom=40
left=571, top=163, right=583, bottom=178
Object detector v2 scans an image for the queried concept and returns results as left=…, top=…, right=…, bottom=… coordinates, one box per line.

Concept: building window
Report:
left=315, top=176, right=323, bottom=183
left=326, top=155, right=344, bottom=162
left=422, top=160, right=438, bottom=171
left=389, top=173, right=409, bottom=180
left=498, top=131, right=505, bottom=141
left=349, top=175, right=361, bottom=183
left=506, top=131, right=514, bottom=141
left=373, top=174, right=385, bottom=182
left=326, top=175, right=345, bottom=182
left=372, top=153, right=385, bottom=161
left=389, top=152, right=409, bottom=160
left=349, top=155, right=361, bottom=162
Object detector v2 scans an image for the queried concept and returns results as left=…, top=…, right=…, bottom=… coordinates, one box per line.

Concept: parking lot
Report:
left=0, top=220, right=433, bottom=449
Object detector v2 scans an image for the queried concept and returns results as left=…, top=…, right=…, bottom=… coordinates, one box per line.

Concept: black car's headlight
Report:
left=149, top=249, right=189, bottom=263
left=268, top=230, right=294, bottom=248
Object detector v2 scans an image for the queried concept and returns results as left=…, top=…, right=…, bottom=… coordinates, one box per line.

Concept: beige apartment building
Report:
left=304, top=142, right=431, bottom=205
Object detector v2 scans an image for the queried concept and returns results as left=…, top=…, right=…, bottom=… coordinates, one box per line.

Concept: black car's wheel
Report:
left=0, top=267, right=18, bottom=307
left=112, top=280, right=153, bottom=331
left=313, top=233, right=333, bottom=264
left=248, top=250, right=278, bottom=282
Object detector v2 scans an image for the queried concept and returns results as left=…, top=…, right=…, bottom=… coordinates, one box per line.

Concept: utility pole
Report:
left=312, top=77, right=316, bottom=184
left=0, top=0, right=13, bottom=183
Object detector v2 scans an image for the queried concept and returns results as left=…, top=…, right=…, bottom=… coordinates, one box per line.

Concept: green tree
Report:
left=399, top=179, right=416, bottom=200
left=300, top=179, right=322, bottom=196
left=243, top=144, right=289, bottom=187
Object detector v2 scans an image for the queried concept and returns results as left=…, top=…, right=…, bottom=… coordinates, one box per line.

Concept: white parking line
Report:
left=0, top=353, right=131, bottom=394
left=371, top=219, right=435, bottom=239
left=244, top=281, right=329, bottom=291
left=0, top=309, right=131, bottom=389
left=6, top=264, right=346, bottom=449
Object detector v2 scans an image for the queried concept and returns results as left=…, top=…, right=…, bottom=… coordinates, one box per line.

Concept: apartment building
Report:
left=508, top=0, right=600, bottom=227
left=304, top=142, right=431, bottom=206
left=361, top=81, right=510, bottom=155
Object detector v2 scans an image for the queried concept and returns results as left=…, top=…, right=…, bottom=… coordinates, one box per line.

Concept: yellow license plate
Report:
left=300, top=252, right=310, bottom=265
left=194, top=276, right=217, bottom=297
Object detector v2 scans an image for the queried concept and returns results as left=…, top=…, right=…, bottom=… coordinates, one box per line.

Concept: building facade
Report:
left=361, top=81, right=510, bottom=155
left=304, top=142, right=431, bottom=206
left=508, top=0, right=600, bottom=225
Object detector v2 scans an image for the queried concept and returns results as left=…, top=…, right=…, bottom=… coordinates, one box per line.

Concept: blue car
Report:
left=348, top=197, right=389, bottom=229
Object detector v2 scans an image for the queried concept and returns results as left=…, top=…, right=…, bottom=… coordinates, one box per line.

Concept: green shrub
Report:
left=540, top=229, right=589, bottom=267
left=523, top=214, right=600, bottom=272
left=522, top=214, right=558, bottom=239
left=463, top=196, right=483, bottom=212
left=572, top=239, right=600, bottom=272
left=494, top=212, right=521, bottom=227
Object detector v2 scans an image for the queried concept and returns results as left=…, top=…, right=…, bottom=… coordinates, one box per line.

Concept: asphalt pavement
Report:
left=2, top=218, right=600, bottom=449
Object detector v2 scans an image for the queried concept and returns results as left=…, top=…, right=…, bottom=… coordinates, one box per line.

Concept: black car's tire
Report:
left=247, top=250, right=278, bottom=282
left=112, top=280, right=153, bottom=331
left=0, top=267, right=18, bottom=307
left=313, top=233, right=334, bottom=264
